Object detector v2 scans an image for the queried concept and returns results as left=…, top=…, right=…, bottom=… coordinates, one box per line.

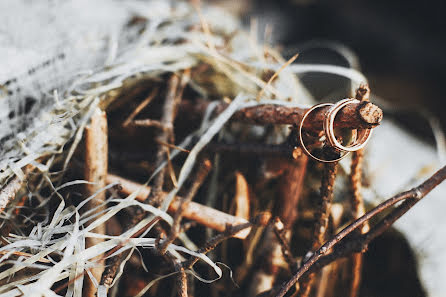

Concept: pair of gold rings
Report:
left=298, top=99, right=373, bottom=163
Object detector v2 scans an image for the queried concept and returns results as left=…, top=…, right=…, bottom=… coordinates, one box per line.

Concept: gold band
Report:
left=323, top=99, right=372, bottom=152
left=298, top=103, right=350, bottom=163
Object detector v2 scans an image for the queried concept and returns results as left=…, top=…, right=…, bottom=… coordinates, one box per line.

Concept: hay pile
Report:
left=0, top=1, right=382, bottom=296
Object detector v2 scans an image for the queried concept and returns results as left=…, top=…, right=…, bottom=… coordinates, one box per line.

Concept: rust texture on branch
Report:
left=249, top=147, right=308, bottom=296
left=158, top=159, right=212, bottom=254
left=106, top=173, right=251, bottom=239
left=181, top=212, right=271, bottom=270
left=179, top=98, right=383, bottom=130
left=297, top=161, right=338, bottom=297
left=275, top=165, right=446, bottom=297
left=346, top=83, right=370, bottom=297
left=147, top=74, right=182, bottom=206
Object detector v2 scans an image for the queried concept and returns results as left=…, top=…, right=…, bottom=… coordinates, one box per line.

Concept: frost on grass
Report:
left=0, top=0, right=376, bottom=296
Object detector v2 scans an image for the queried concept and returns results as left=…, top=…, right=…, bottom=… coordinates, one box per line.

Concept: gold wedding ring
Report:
left=299, top=99, right=374, bottom=162
left=299, top=103, right=349, bottom=163
left=324, top=99, right=372, bottom=152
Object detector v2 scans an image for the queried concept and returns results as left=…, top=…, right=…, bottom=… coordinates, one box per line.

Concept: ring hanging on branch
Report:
left=299, top=99, right=375, bottom=162
left=324, top=98, right=373, bottom=152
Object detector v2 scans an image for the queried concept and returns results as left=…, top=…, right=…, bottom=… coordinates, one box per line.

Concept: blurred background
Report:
left=212, top=0, right=446, bottom=142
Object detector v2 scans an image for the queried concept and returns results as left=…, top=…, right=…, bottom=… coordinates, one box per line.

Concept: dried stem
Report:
left=99, top=72, right=187, bottom=290
left=175, top=263, right=188, bottom=297
left=276, top=150, right=309, bottom=228
left=122, top=87, right=158, bottom=127
left=347, top=149, right=367, bottom=297
left=158, top=159, right=212, bottom=254
left=147, top=74, right=181, bottom=206
left=272, top=217, right=298, bottom=273
left=179, top=98, right=383, bottom=131
left=250, top=150, right=307, bottom=295
left=182, top=213, right=271, bottom=269
left=83, top=107, right=108, bottom=297
left=106, top=174, right=251, bottom=239
left=346, top=83, right=370, bottom=297
left=275, top=165, right=446, bottom=297
left=297, top=161, right=338, bottom=297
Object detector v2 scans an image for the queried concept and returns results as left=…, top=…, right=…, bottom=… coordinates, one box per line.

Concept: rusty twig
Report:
left=297, top=161, right=338, bottom=297
left=122, top=87, right=158, bottom=127
left=83, top=107, right=108, bottom=297
left=147, top=74, right=182, bottom=206
left=346, top=83, right=370, bottom=297
left=182, top=213, right=271, bottom=270
left=158, top=159, right=212, bottom=254
left=98, top=71, right=190, bottom=291
left=106, top=174, right=251, bottom=239
left=179, top=98, right=383, bottom=130
left=175, top=263, right=188, bottom=297
left=272, top=217, right=298, bottom=273
left=98, top=73, right=185, bottom=290
left=275, top=165, right=446, bottom=297
left=250, top=149, right=308, bottom=296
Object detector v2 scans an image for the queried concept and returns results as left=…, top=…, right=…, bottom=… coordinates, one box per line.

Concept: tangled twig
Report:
left=275, top=165, right=446, bottom=297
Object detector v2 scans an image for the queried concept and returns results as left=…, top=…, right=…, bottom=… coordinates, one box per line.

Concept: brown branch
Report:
left=275, top=165, right=446, bottom=297
left=158, top=159, right=212, bottom=254
left=347, top=149, right=367, bottom=297
left=181, top=213, right=271, bottom=270
left=272, top=217, right=298, bottom=273
left=179, top=98, right=383, bottom=130
left=175, top=263, right=188, bottom=297
left=122, top=87, right=158, bottom=127
left=276, top=149, right=309, bottom=228
left=106, top=174, right=251, bottom=239
left=250, top=149, right=308, bottom=296
left=83, top=107, right=108, bottom=297
left=147, top=74, right=181, bottom=206
left=98, top=73, right=186, bottom=290
left=346, top=83, right=370, bottom=297
left=297, top=161, right=338, bottom=297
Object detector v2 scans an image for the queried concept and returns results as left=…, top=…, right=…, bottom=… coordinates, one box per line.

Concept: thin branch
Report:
left=182, top=213, right=271, bottom=269
left=83, top=107, right=108, bottom=297
left=179, top=98, right=383, bottom=131
left=147, top=74, right=181, bottom=206
left=272, top=217, right=298, bottom=273
left=346, top=83, right=370, bottom=297
left=275, top=165, right=446, bottom=297
left=98, top=72, right=186, bottom=290
left=175, top=263, right=188, bottom=297
left=106, top=174, right=251, bottom=239
left=250, top=149, right=307, bottom=295
left=297, top=161, right=338, bottom=297
left=122, top=87, right=158, bottom=127
left=158, top=159, right=212, bottom=254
